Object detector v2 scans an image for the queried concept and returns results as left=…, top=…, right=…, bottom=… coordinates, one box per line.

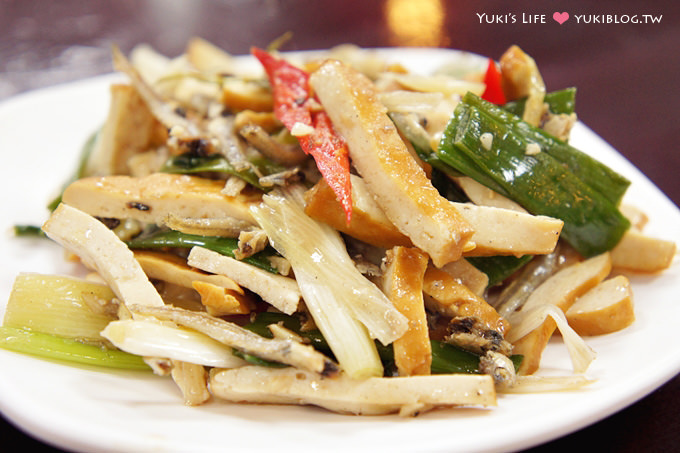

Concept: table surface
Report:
left=1, top=1, right=678, bottom=451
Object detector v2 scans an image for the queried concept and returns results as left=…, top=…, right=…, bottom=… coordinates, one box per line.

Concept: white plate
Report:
left=0, top=48, right=678, bottom=453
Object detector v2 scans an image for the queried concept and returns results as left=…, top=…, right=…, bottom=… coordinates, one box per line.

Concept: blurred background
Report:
left=0, top=0, right=678, bottom=451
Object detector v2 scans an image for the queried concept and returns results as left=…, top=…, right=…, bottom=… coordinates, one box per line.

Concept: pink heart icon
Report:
left=553, top=12, right=569, bottom=24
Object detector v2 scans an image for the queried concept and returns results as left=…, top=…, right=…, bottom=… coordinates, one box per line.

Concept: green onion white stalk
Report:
left=250, top=185, right=408, bottom=378
left=507, top=304, right=596, bottom=374
left=101, top=319, right=247, bottom=368
left=4, top=273, right=116, bottom=342
left=0, top=326, right=149, bottom=370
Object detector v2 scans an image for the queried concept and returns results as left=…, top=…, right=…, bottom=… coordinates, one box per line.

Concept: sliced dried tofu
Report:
left=62, top=173, right=260, bottom=227
left=438, top=259, right=489, bottom=297
left=134, top=251, right=253, bottom=315
left=304, top=174, right=562, bottom=257
left=309, top=59, right=474, bottom=267
left=610, top=229, right=676, bottom=273
left=233, top=110, right=281, bottom=134
left=453, top=202, right=562, bottom=257
left=382, top=247, right=431, bottom=376
left=500, top=45, right=546, bottom=127
left=422, top=266, right=508, bottom=335
left=221, top=78, right=273, bottom=112
left=566, top=275, right=635, bottom=336
left=304, top=176, right=413, bottom=249
left=209, top=366, right=496, bottom=416
left=192, top=281, right=254, bottom=316
left=85, top=84, right=167, bottom=176
left=134, top=251, right=242, bottom=293
left=187, top=246, right=300, bottom=315
left=42, top=204, right=164, bottom=308
left=509, top=253, right=611, bottom=375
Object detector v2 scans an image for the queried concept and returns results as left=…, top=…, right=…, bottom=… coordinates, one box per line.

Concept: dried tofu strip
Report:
left=565, top=275, right=635, bottom=336
left=133, top=251, right=253, bottom=316
left=422, top=266, right=508, bottom=335
left=508, top=253, right=611, bottom=375
left=112, top=46, right=202, bottom=137
left=42, top=204, right=165, bottom=308
left=209, top=367, right=496, bottom=416
left=453, top=202, right=562, bottom=257
left=453, top=176, right=527, bottom=213
left=128, top=304, right=338, bottom=376
left=382, top=247, right=431, bottom=376
left=610, top=229, right=676, bottom=273
left=438, top=259, right=489, bottom=298
left=309, top=59, right=474, bottom=267
left=498, top=375, right=595, bottom=394
left=221, top=78, right=274, bottom=113
left=192, top=281, right=254, bottom=316
left=500, top=45, right=546, bottom=127
left=187, top=246, right=301, bottom=315
left=62, top=173, right=260, bottom=228
left=134, top=251, right=242, bottom=293
left=85, top=84, right=167, bottom=176
left=304, top=175, right=562, bottom=257
left=304, top=175, right=413, bottom=249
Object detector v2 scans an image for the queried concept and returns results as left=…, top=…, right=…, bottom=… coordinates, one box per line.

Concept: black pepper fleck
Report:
left=126, top=202, right=151, bottom=211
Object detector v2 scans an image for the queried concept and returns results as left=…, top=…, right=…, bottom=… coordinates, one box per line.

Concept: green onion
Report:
left=0, top=327, right=150, bottom=370
left=389, top=111, right=529, bottom=286
left=231, top=350, right=288, bottom=368
left=161, top=152, right=285, bottom=191
left=12, top=225, right=46, bottom=238
left=466, top=255, right=534, bottom=287
left=242, top=312, right=522, bottom=376
left=251, top=186, right=404, bottom=378
left=431, top=341, right=523, bottom=375
left=242, top=312, right=331, bottom=353
left=461, top=92, right=630, bottom=206
left=4, top=273, right=117, bottom=342
left=437, top=96, right=630, bottom=257
left=126, top=229, right=279, bottom=274
left=503, top=87, right=577, bottom=116
left=101, top=319, right=246, bottom=368
left=48, top=129, right=100, bottom=211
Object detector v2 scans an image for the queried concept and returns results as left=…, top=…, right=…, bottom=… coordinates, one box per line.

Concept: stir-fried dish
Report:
left=2, top=39, right=676, bottom=416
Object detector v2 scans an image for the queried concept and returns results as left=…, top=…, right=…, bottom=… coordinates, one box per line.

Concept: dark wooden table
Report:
left=1, top=1, right=678, bottom=451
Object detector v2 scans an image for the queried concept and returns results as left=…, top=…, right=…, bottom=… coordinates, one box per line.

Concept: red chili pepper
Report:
left=252, top=47, right=352, bottom=224
left=481, top=58, right=507, bottom=105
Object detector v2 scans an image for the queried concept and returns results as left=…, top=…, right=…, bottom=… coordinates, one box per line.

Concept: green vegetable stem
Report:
left=0, top=327, right=150, bottom=370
